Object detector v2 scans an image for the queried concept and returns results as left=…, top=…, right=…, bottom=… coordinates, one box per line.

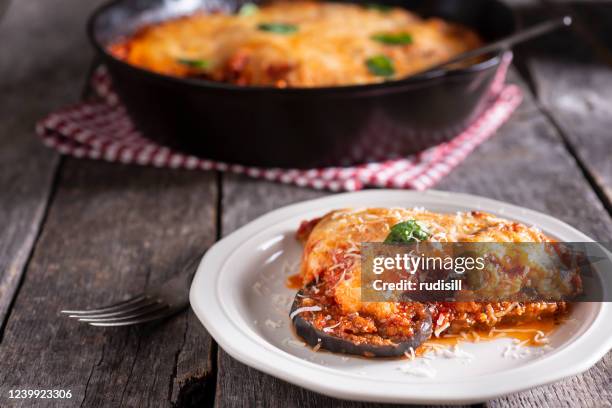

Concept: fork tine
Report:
left=76, top=303, right=169, bottom=323
left=60, top=295, right=148, bottom=315
left=67, top=298, right=158, bottom=319
left=87, top=306, right=178, bottom=327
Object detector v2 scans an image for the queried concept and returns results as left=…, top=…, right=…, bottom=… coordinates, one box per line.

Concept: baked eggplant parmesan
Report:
left=290, top=208, right=574, bottom=357
left=109, top=1, right=483, bottom=87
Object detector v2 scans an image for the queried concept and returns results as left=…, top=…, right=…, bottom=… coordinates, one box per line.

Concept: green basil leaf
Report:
left=366, top=55, right=395, bottom=77
left=384, top=220, right=430, bottom=244
left=372, top=32, right=413, bottom=45
left=177, top=58, right=211, bottom=70
left=238, top=2, right=259, bottom=16
left=364, top=3, right=392, bottom=13
left=257, top=23, right=298, bottom=34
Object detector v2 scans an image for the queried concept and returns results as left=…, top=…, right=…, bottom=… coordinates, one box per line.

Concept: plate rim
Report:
left=190, top=189, right=612, bottom=404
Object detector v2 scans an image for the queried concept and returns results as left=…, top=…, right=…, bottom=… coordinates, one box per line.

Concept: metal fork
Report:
left=61, top=256, right=200, bottom=327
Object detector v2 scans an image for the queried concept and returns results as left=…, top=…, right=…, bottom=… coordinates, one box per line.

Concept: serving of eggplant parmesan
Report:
left=289, top=208, right=575, bottom=358
left=108, top=1, right=483, bottom=87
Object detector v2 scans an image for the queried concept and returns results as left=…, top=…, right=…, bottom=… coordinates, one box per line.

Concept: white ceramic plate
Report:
left=190, top=190, right=612, bottom=404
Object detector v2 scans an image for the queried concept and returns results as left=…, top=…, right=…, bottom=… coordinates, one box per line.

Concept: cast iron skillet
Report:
left=88, top=0, right=517, bottom=168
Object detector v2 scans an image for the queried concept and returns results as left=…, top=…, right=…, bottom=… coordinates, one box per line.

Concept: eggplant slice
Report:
left=290, top=289, right=432, bottom=358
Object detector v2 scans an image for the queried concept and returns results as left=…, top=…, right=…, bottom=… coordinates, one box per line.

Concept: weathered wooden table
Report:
left=1, top=0, right=611, bottom=407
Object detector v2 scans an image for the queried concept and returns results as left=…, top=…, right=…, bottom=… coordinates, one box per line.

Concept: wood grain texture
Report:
left=435, top=99, right=612, bottom=241
left=0, top=0, right=106, bottom=332
left=0, top=161, right=218, bottom=408
left=473, top=2, right=612, bottom=406
left=509, top=0, right=612, bottom=207
left=216, top=177, right=325, bottom=408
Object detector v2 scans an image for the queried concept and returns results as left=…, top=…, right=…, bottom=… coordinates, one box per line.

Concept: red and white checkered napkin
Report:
left=36, top=57, right=522, bottom=192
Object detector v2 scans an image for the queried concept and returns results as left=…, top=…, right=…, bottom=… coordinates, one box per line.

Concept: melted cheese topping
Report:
left=298, top=208, right=549, bottom=286
left=296, top=208, right=568, bottom=332
left=109, top=1, right=483, bottom=87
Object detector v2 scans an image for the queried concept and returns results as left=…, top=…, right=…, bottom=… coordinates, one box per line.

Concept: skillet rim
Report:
left=86, top=0, right=517, bottom=95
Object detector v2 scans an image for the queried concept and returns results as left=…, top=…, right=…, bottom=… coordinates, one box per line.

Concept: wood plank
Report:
left=542, top=0, right=612, bottom=207
left=508, top=0, right=612, bottom=208
left=1, top=1, right=219, bottom=405
left=436, top=107, right=612, bottom=240
left=476, top=1, right=612, bottom=405
left=0, top=161, right=218, bottom=407
left=0, top=0, right=103, bottom=332
left=488, top=355, right=612, bottom=408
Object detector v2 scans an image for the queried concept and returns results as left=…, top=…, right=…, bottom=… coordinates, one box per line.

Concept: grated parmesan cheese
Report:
left=252, top=281, right=263, bottom=295
left=434, top=321, right=450, bottom=337
left=437, top=345, right=474, bottom=360
left=282, top=338, right=306, bottom=348
left=398, top=361, right=437, bottom=378
left=323, top=322, right=341, bottom=333
left=264, top=319, right=282, bottom=329
left=289, top=305, right=322, bottom=320
left=403, top=347, right=416, bottom=360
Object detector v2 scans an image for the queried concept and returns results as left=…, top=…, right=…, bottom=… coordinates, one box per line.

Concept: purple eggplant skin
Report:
left=290, top=292, right=432, bottom=358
